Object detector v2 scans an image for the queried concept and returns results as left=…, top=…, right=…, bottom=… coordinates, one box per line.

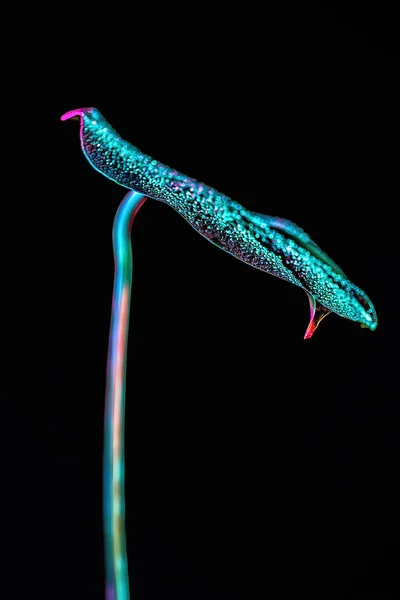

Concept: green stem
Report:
left=104, top=191, right=147, bottom=600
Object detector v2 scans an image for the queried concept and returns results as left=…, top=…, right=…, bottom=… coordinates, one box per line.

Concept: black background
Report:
left=3, top=16, right=399, bottom=600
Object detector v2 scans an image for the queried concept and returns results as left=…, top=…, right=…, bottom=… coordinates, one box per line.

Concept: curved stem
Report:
left=104, top=191, right=147, bottom=600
